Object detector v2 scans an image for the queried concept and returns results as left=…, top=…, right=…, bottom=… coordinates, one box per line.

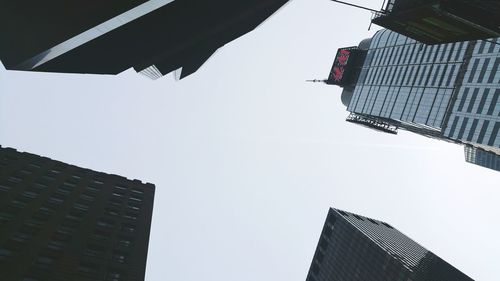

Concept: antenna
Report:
left=306, top=79, right=328, bottom=83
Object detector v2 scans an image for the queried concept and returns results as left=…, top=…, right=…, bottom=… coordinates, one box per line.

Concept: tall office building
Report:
left=0, top=146, right=155, bottom=281
left=0, top=0, right=288, bottom=80
left=325, top=29, right=500, bottom=171
left=306, top=208, right=473, bottom=281
left=371, top=0, right=500, bottom=44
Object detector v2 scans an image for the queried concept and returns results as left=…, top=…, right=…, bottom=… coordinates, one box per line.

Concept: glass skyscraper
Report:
left=306, top=208, right=473, bottom=281
left=331, top=29, right=499, bottom=171
left=0, top=146, right=155, bottom=281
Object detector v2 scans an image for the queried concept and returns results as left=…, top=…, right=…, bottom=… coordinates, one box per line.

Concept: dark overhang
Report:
left=372, top=0, right=500, bottom=44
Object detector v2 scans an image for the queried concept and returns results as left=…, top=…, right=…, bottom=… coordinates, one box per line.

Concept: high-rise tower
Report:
left=325, top=29, right=500, bottom=171
left=0, top=0, right=288, bottom=80
left=0, top=146, right=155, bottom=281
left=372, top=0, right=500, bottom=45
left=306, top=208, right=473, bottom=281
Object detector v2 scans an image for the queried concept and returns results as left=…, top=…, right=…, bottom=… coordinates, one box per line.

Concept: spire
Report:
left=306, top=79, right=328, bottom=83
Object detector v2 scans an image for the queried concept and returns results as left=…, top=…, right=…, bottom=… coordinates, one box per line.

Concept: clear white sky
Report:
left=1, top=0, right=499, bottom=280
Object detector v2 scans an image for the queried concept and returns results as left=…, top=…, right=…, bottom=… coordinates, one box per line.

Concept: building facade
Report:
left=0, top=146, right=155, bottom=281
left=0, top=0, right=288, bottom=80
left=332, top=29, right=500, bottom=171
left=306, top=208, right=473, bottom=281
left=372, top=0, right=500, bottom=44
left=464, top=145, right=500, bottom=171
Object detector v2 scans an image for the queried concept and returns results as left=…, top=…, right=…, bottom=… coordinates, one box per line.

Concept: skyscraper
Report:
left=0, top=0, right=288, bottom=80
left=371, top=0, right=500, bottom=44
left=325, top=29, right=500, bottom=171
left=306, top=208, right=473, bottom=281
left=0, top=146, right=155, bottom=281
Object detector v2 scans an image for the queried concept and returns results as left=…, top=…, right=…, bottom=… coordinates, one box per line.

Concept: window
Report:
left=0, top=183, right=12, bottom=192
left=53, top=227, right=72, bottom=242
left=447, top=116, right=460, bottom=138
left=77, top=262, right=99, bottom=277
left=35, top=256, right=54, bottom=266
left=315, top=251, right=324, bottom=263
left=129, top=196, right=142, bottom=203
left=121, top=223, right=135, bottom=233
left=487, top=57, right=500, bottom=83
left=466, top=119, right=479, bottom=142
left=115, top=185, right=127, bottom=191
left=84, top=248, right=104, bottom=258
left=353, top=214, right=364, bottom=221
left=106, top=272, right=123, bottom=281
left=127, top=204, right=140, bottom=212
left=11, top=232, right=33, bottom=243
left=0, top=211, right=15, bottom=224
left=382, top=222, right=393, bottom=229
left=73, top=203, right=89, bottom=212
left=106, top=207, right=120, bottom=216
left=487, top=122, right=499, bottom=146
left=124, top=213, right=137, bottom=221
left=117, top=239, right=132, bottom=248
left=47, top=240, right=65, bottom=251
left=477, top=58, right=490, bottom=83
left=9, top=176, right=22, bottom=183
left=47, top=196, right=64, bottom=205
left=457, top=88, right=470, bottom=112
left=337, top=210, right=348, bottom=216
left=97, top=218, right=115, bottom=229
left=86, top=185, right=100, bottom=194
left=311, top=263, right=320, bottom=275
left=112, top=191, right=124, bottom=197
left=80, top=193, right=95, bottom=202
left=319, top=238, right=328, bottom=250
left=466, top=88, right=479, bottom=113
left=130, top=189, right=143, bottom=195
left=477, top=120, right=490, bottom=144
left=476, top=89, right=490, bottom=114
left=28, top=163, right=41, bottom=169
left=467, top=59, right=480, bottom=83
left=487, top=89, right=499, bottom=115
left=0, top=248, right=12, bottom=260
left=112, top=251, right=128, bottom=264
left=457, top=118, right=470, bottom=140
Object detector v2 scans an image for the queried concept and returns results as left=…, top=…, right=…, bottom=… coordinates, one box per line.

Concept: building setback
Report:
left=0, top=146, right=155, bottom=281
left=326, top=29, right=500, bottom=171
left=0, top=0, right=288, bottom=80
left=306, top=208, right=473, bottom=281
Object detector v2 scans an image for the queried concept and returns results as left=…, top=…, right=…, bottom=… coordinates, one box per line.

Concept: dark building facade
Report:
left=0, top=146, right=155, bottom=281
left=325, top=29, right=500, bottom=171
left=306, top=208, right=473, bottom=281
left=464, top=145, right=500, bottom=171
left=0, top=0, right=289, bottom=80
left=371, top=0, right=500, bottom=44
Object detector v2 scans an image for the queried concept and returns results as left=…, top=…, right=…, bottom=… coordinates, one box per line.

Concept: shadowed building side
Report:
left=0, top=146, right=155, bottom=281
left=0, top=0, right=289, bottom=80
left=306, top=208, right=473, bottom=281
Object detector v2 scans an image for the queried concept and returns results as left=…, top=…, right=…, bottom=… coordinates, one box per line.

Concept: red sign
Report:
left=331, top=66, right=345, bottom=82
left=336, top=49, right=351, bottom=66
left=327, top=47, right=357, bottom=85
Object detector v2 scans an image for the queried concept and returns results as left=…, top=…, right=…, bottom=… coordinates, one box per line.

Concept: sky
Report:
left=1, top=0, right=499, bottom=280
